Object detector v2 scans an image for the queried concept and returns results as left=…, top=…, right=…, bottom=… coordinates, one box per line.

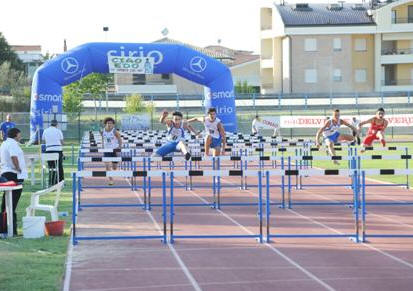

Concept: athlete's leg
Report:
left=177, top=141, right=191, bottom=160
left=376, top=131, right=386, bottom=147
left=204, top=135, right=212, bottom=156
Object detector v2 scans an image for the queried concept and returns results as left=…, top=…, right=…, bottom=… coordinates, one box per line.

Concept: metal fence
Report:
left=3, top=103, right=412, bottom=142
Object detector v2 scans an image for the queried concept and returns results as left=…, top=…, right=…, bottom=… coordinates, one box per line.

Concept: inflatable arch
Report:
left=29, top=42, right=237, bottom=141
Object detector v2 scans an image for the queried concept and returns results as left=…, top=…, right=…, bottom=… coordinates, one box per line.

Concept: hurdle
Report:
left=360, top=169, right=413, bottom=242
left=168, top=169, right=265, bottom=243
left=72, top=171, right=167, bottom=245
left=264, top=169, right=361, bottom=243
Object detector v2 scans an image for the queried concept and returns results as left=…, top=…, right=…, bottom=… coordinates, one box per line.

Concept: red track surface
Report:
left=68, top=168, right=413, bottom=291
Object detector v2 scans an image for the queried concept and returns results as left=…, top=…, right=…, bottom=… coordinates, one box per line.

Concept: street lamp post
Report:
left=103, top=26, right=109, bottom=41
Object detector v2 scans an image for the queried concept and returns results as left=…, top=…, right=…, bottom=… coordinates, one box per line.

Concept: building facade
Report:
left=10, top=45, right=43, bottom=79
left=260, top=0, right=413, bottom=94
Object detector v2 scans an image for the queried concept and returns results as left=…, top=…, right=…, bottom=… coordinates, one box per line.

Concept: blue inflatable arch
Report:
left=30, top=42, right=237, bottom=141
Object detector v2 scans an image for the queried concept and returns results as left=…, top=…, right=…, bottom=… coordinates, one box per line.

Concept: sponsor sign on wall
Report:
left=121, top=114, right=151, bottom=130
left=279, top=115, right=413, bottom=128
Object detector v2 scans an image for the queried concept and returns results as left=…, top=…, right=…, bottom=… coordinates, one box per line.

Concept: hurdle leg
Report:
left=170, top=172, right=175, bottom=244
left=405, top=148, right=410, bottom=189
left=212, top=157, right=217, bottom=209
left=266, top=171, right=272, bottom=243
left=72, top=173, right=78, bottom=245
left=361, top=171, right=367, bottom=243
left=148, top=159, right=152, bottom=211
left=143, top=159, right=147, bottom=210
left=217, top=157, right=221, bottom=209
left=162, top=172, right=167, bottom=244
left=258, top=171, right=263, bottom=243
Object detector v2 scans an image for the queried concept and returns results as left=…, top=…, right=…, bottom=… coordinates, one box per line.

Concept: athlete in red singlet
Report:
left=359, top=108, right=388, bottom=149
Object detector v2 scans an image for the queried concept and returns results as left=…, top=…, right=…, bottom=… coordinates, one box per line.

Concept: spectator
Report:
left=251, top=115, right=260, bottom=135
left=0, top=128, right=27, bottom=236
left=0, top=114, right=16, bottom=141
left=42, top=120, right=64, bottom=184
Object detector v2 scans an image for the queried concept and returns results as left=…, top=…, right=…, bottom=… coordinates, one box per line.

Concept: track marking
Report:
left=128, top=179, right=202, bottom=291
left=220, top=175, right=413, bottom=271
left=174, top=178, right=336, bottom=291
left=62, top=231, right=74, bottom=291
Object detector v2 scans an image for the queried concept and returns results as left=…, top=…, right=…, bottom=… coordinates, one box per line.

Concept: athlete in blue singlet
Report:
left=316, top=109, right=358, bottom=163
left=155, top=111, right=197, bottom=160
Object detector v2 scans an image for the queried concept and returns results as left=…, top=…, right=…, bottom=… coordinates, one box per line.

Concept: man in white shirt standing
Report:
left=0, top=128, right=27, bottom=236
left=42, top=120, right=64, bottom=185
left=251, top=115, right=260, bottom=136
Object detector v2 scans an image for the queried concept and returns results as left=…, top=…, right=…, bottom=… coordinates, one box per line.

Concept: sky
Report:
left=1, top=0, right=364, bottom=55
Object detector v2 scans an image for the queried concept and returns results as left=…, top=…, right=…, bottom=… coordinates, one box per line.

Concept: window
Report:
left=305, top=69, right=317, bottom=83
left=392, top=10, right=397, bottom=23
left=132, top=74, right=146, bottom=85
left=355, top=39, right=367, bottom=51
left=355, top=69, right=367, bottom=83
left=333, top=38, right=342, bottom=51
left=161, top=74, right=170, bottom=80
left=333, top=69, right=342, bottom=81
left=304, top=38, right=317, bottom=52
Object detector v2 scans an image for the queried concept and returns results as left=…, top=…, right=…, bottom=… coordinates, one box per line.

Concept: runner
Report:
left=188, top=107, right=226, bottom=156
left=154, top=111, right=196, bottom=160
left=359, top=108, right=388, bottom=151
left=315, top=109, right=358, bottom=164
left=101, top=117, right=122, bottom=186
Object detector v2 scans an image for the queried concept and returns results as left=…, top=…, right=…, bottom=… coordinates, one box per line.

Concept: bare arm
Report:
left=11, top=156, right=21, bottom=173
left=359, top=117, right=374, bottom=128
left=186, top=117, right=204, bottom=123
left=381, top=119, right=388, bottom=132
left=159, top=111, right=172, bottom=127
left=340, top=119, right=357, bottom=133
left=114, top=130, right=122, bottom=148
left=184, top=122, right=199, bottom=135
left=315, top=120, right=331, bottom=146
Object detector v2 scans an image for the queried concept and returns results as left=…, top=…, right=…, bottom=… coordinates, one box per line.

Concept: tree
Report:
left=234, top=80, right=258, bottom=94
left=0, top=32, right=24, bottom=72
left=124, top=94, right=153, bottom=114
left=0, top=61, right=30, bottom=102
left=63, top=73, right=113, bottom=120
left=63, top=85, right=83, bottom=120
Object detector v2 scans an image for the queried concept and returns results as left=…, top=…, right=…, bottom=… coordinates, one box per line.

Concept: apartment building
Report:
left=260, top=0, right=413, bottom=94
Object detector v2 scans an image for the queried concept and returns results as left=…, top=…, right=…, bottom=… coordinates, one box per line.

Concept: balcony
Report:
left=381, top=48, right=413, bottom=64
left=392, top=18, right=413, bottom=24
left=260, top=57, right=274, bottom=68
left=381, top=79, right=413, bottom=91
left=382, top=48, right=413, bottom=55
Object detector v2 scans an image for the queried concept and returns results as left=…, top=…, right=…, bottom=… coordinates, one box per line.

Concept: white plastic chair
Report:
left=41, top=153, right=60, bottom=187
left=26, top=181, right=65, bottom=221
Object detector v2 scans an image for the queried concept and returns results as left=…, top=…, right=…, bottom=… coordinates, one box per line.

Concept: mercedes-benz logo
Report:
left=61, top=57, right=79, bottom=74
left=189, top=56, right=207, bottom=73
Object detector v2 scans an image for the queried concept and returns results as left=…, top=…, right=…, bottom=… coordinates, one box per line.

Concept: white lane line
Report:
left=77, top=274, right=413, bottom=291
left=62, top=230, right=74, bottom=291
left=174, top=178, right=336, bottom=291
left=221, top=175, right=413, bottom=271
left=128, top=179, right=202, bottom=291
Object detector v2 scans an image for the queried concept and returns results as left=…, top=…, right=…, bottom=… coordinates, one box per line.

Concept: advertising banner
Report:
left=280, top=115, right=413, bottom=128
left=108, top=56, right=154, bottom=74
left=121, top=114, right=151, bottom=130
